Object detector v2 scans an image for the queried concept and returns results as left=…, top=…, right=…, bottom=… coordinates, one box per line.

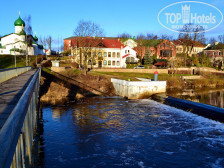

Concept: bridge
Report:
left=0, top=67, right=41, bottom=168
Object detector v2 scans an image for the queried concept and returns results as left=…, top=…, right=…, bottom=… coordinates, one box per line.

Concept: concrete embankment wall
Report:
left=51, top=67, right=71, bottom=72
left=0, top=67, right=32, bottom=83
left=92, top=68, right=168, bottom=74
left=111, top=78, right=166, bottom=99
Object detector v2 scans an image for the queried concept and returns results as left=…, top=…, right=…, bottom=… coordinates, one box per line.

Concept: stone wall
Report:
left=51, top=67, right=71, bottom=72
left=111, top=78, right=166, bottom=99
left=169, top=67, right=224, bottom=75
left=92, top=68, right=168, bottom=74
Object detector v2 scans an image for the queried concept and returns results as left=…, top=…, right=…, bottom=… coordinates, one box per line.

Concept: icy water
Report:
left=38, top=97, right=224, bottom=168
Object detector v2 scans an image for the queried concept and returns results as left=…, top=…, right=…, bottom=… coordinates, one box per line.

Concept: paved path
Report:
left=0, top=69, right=37, bottom=130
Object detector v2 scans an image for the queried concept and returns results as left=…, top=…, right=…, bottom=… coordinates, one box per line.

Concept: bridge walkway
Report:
left=0, top=69, right=37, bottom=130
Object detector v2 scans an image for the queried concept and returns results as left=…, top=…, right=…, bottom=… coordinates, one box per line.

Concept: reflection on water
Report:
left=168, top=89, right=224, bottom=108
left=38, top=97, right=224, bottom=168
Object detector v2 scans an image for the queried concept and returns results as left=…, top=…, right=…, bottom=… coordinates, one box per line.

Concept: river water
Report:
left=38, top=96, right=224, bottom=168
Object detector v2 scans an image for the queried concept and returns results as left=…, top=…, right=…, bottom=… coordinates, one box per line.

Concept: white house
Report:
left=67, top=37, right=138, bottom=68
left=0, top=13, right=45, bottom=55
left=123, top=39, right=137, bottom=49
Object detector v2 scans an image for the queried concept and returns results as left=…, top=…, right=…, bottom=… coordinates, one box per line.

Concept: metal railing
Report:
left=0, top=67, right=32, bottom=83
left=0, top=68, right=41, bottom=168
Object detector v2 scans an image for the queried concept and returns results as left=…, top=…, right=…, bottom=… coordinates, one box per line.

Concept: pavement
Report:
left=0, top=69, right=37, bottom=130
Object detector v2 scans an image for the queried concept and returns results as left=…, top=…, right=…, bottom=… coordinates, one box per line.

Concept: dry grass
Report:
left=192, top=71, right=224, bottom=89
left=40, top=81, right=70, bottom=105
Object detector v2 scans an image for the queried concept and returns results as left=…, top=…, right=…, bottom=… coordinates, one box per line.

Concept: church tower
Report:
left=14, top=12, right=25, bottom=34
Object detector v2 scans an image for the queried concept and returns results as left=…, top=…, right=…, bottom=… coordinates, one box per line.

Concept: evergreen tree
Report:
left=144, top=49, right=152, bottom=65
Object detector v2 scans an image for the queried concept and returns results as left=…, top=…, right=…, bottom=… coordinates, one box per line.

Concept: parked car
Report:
left=134, top=65, right=145, bottom=69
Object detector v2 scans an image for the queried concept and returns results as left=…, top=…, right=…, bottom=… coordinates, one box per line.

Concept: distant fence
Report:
left=0, top=68, right=41, bottom=168
left=168, top=67, right=224, bottom=76
left=92, top=68, right=168, bottom=74
left=0, top=67, right=32, bottom=83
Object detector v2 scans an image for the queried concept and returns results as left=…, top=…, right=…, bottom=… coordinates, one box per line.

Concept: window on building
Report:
left=131, top=57, right=134, bottom=62
left=104, top=60, right=107, bottom=65
left=112, top=61, right=115, bottom=66
left=219, top=52, right=221, bottom=55
left=93, top=52, right=96, bottom=57
left=88, top=60, right=91, bottom=65
left=163, top=43, right=165, bottom=47
left=214, top=52, right=216, bottom=55
left=177, top=48, right=179, bottom=51
left=128, top=50, right=130, bottom=54
left=117, top=52, right=120, bottom=58
left=125, top=50, right=127, bottom=54
left=126, top=57, right=135, bottom=63
left=117, top=61, right=120, bottom=66
left=112, top=52, right=116, bottom=57
left=108, top=52, right=111, bottom=57
left=104, top=52, right=107, bottom=57
left=167, top=44, right=170, bottom=47
left=108, top=60, right=111, bottom=65
left=99, top=52, right=102, bottom=57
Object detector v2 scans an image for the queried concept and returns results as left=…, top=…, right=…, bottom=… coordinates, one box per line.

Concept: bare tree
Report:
left=46, top=36, right=53, bottom=51
left=178, top=23, right=206, bottom=44
left=160, top=34, right=173, bottom=41
left=136, top=34, right=145, bottom=40
left=178, top=24, right=205, bottom=66
left=39, top=36, right=47, bottom=56
left=209, top=37, right=216, bottom=45
left=118, top=33, right=131, bottom=39
left=73, top=20, right=104, bottom=73
left=23, top=15, right=32, bottom=35
left=136, top=33, right=159, bottom=40
left=218, top=34, right=224, bottom=44
left=146, top=33, right=157, bottom=40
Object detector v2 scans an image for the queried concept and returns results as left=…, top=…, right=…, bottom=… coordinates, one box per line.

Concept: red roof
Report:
left=154, top=62, right=167, bottom=66
left=172, top=39, right=205, bottom=47
left=70, top=37, right=124, bottom=48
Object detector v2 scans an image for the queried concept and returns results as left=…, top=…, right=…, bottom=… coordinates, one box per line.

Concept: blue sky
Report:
left=1, top=0, right=224, bottom=50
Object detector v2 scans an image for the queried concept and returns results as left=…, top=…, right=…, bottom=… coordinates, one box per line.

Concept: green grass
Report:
left=0, top=55, right=38, bottom=69
left=89, top=71, right=191, bottom=81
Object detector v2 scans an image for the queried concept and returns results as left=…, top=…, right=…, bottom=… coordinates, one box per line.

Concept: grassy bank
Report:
left=0, top=55, right=44, bottom=69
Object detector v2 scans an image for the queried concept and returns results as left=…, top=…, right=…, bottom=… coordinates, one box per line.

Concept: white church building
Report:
left=0, top=13, right=45, bottom=55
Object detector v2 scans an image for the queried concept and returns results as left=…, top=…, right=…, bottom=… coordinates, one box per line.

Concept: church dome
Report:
left=33, top=34, right=38, bottom=41
left=19, top=30, right=26, bottom=35
left=14, top=15, right=25, bottom=26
